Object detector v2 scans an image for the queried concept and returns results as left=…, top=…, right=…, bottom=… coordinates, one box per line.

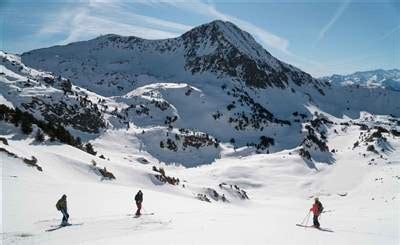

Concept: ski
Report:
left=296, top=224, right=334, bottom=232
left=45, top=223, right=83, bottom=232
left=127, top=213, right=155, bottom=217
left=133, top=213, right=155, bottom=218
left=296, top=224, right=314, bottom=228
left=318, top=228, right=334, bottom=232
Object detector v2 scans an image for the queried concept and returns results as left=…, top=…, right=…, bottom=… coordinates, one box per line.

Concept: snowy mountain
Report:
left=1, top=20, right=400, bottom=245
left=21, top=20, right=322, bottom=97
left=321, top=69, right=400, bottom=91
left=16, top=20, right=400, bottom=164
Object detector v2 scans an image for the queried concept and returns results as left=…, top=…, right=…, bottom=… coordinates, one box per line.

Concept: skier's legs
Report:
left=61, top=208, right=69, bottom=224
left=61, top=210, right=66, bottom=224
left=135, top=202, right=142, bottom=215
left=313, top=215, right=320, bottom=228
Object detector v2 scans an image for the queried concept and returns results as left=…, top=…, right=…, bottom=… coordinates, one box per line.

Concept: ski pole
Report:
left=300, top=211, right=311, bottom=225
left=305, top=212, right=311, bottom=226
left=300, top=212, right=308, bottom=225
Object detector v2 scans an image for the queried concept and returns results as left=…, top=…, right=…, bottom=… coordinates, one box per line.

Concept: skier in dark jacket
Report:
left=310, top=197, right=323, bottom=228
left=56, top=194, right=69, bottom=225
left=135, top=190, right=143, bottom=216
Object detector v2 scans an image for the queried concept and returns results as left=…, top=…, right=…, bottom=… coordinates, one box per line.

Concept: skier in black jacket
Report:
left=56, top=194, right=69, bottom=225
left=135, top=190, right=143, bottom=216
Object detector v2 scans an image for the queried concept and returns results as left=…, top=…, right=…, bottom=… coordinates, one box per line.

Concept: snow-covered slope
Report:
left=1, top=111, right=399, bottom=244
left=321, top=69, right=400, bottom=91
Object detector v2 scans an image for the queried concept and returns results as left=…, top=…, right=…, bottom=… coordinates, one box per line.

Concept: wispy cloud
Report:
left=315, top=0, right=351, bottom=45
left=63, top=11, right=182, bottom=44
left=377, top=24, right=400, bottom=43
left=36, top=0, right=192, bottom=45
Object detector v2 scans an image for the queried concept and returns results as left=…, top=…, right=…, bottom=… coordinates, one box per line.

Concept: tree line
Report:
left=0, top=104, right=96, bottom=155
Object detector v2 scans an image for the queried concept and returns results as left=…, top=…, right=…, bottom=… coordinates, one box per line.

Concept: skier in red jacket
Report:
left=310, top=197, right=324, bottom=228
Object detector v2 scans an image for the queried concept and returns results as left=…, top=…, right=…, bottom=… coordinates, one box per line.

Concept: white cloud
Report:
left=113, top=11, right=193, bottom=32
left=315, top=0, right=351, bottom=45
left=36, top=0, right=191, bottom=45
left=62, top=10, right=181, bottom=44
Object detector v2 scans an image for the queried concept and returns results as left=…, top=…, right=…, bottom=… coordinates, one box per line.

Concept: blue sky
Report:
left=1, top=0, right=399, bottom=77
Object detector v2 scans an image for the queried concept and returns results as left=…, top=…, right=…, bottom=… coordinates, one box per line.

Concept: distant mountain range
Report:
left=320, top=69, right=400, bottom=91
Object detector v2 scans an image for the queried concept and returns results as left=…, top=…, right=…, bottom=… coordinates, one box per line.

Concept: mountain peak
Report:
left=188, top=19, right=240, bottom=33
left=182, top=19, right=263, bottom=56
left=202, top=19, right=234, bottom=28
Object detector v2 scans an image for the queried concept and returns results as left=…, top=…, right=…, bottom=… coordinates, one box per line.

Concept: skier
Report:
left=310, top=197, right=324, bottom=228
left=56, top=194, right=69, bottom=226
left=135, top=190, right=143, bottom=216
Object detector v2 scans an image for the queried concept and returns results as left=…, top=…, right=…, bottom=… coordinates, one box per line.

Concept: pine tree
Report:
left=85, top=143, right=97, bottom=155
left=21, top=118, right=33, bottom=135
left=35, top=129, right=45, bottom=142
left=11, top=108, right=23, bottom=126
left=76, top=137, right=82, bottom=148
left=61, top=79, right=72, bottom=94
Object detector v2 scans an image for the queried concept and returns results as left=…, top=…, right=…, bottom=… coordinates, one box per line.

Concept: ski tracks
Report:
left=3, top=214, right=172, bottom=245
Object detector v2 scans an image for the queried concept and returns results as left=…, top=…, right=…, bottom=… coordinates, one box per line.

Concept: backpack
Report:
left=56, top=200, right=62, bottom=210
left=318, top=201, right=324, bottom=213
left=135, top=192, right=143, bottom=203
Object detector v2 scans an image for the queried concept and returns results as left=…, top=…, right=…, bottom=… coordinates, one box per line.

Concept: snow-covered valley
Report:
left=1, top=20, right=399, bottom=244
left=1, top=120, right=399, bottom=244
